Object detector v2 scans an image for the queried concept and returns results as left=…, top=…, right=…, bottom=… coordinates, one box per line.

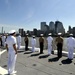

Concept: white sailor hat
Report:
left=32, top=35, right=35, bottom=38
left=26, top=34, right=28, bottom=35
left=9, top=30, right=16, bottom=34
left=58, top=33, right=62, bottom=35
left=48, top=33, right=52, bottom=36
left=69, top=33, right=73, bottom=36
left=40, top=34, right=43, bottom=36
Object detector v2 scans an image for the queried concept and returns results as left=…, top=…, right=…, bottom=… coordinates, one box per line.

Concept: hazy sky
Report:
left=0, top=0, right=75, bottom=33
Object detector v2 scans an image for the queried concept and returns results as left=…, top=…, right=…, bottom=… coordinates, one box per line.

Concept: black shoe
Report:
left=68, top=58, right=73, bottom=60
left=40, top=52, right=44, bottom=54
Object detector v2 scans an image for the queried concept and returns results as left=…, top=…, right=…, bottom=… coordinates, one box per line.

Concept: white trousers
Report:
left=2, top=41, right=5, bottom=47
left=8, top=50, right=17, bottom=74
left=32, top=45, right=35, bottom=52
left=68, top=47, right=74, bottom=59
left=48, top=44, right=52, bottom=55
left=17, top=42, right=21, bottom=49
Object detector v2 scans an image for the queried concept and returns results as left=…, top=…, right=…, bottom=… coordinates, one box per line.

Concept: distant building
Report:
left=40, top=22, right=49, bottom=31
left=68, top=26, right=73, bottom=34
left=69, top=26, right=71, bottom=30
left=2, top=27, right=3, bottom=34
left=19, top=29, right=25, bottom=36
left=27, top=30, right=33, bottom=36
left=49, top=21, right=55, bottom=31
left=73, top=27, right=75, bottom=36
left=37, top=30, right=44, bottom=36
left=41, top=22, right=46, bottom=31
left=44, top=25, right=49, bottom=31
left=68, top=26, right=75, bottom=36
left=33, top=28, right=37, bottom=36
left=55, top=21, right=65, bottom=34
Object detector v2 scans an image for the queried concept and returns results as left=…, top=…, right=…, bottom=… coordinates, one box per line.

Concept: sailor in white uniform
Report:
left=6, top=30, right=17, bottom=74
left=31, top=35, right=36, bottom=52
left=17, top=33, right=21, bottom=49
left=67, top=34, right=75, bottom=60
left=47, top=33, right=53, bottom=55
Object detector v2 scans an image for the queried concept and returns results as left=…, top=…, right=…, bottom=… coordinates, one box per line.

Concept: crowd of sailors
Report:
left=0, top=30, right=75, bottom=74
left=0, top=31, right=75, bottom=60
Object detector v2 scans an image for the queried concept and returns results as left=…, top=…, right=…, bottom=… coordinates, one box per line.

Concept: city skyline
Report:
left=0, top=0, right=75, bottom=33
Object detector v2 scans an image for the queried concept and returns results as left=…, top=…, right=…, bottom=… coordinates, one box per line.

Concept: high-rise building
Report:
left=49, top=21, right=55, bottom=31
left=33, top=28, right=37, bottom=36
left=68, top=26, right=72, bottom=33
left=73, top=27, right=75, bottom=36
left=55, top=21, right=65, bottom=34
left=2, top=27, right=3, bottom=33
left=40, top=22, right=49, bottom=31
left=41, top=22, right=46, bottom=31
left=19, top=29, right=25, bottom=36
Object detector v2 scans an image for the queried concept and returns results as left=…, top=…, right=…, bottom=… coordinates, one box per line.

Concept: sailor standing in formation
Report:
left=31, top=35, right=36, bottom=52
left=24, top=34, right=29, bottom=51
left=39, top=34, right=44, bottom=54
left=0, top=35, right=2, bottom=47
left=17, top=33, right=21, bottom=49
left=6, top=30, right=17, bottom=74
left=55, top=33, right=63, bottom=58
left=67, top=34, right=75, bottom=60
left=47, top=33, right=53, bottom=55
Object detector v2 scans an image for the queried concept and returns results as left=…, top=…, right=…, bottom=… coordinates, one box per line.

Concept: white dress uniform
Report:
left=2, top=35, right=6, bottom=47
left=17, top=35, right=21, bottom=49
left=67, top=36, right=75, bottom=59
left=6, top=35, right=17, bottom=74
left=47, top=35, right=53, bottom=55
left=31, top=36, right=36, bottom=52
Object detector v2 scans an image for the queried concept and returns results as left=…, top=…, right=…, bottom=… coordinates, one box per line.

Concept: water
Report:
left=21, top=37, right=70, bottom=52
